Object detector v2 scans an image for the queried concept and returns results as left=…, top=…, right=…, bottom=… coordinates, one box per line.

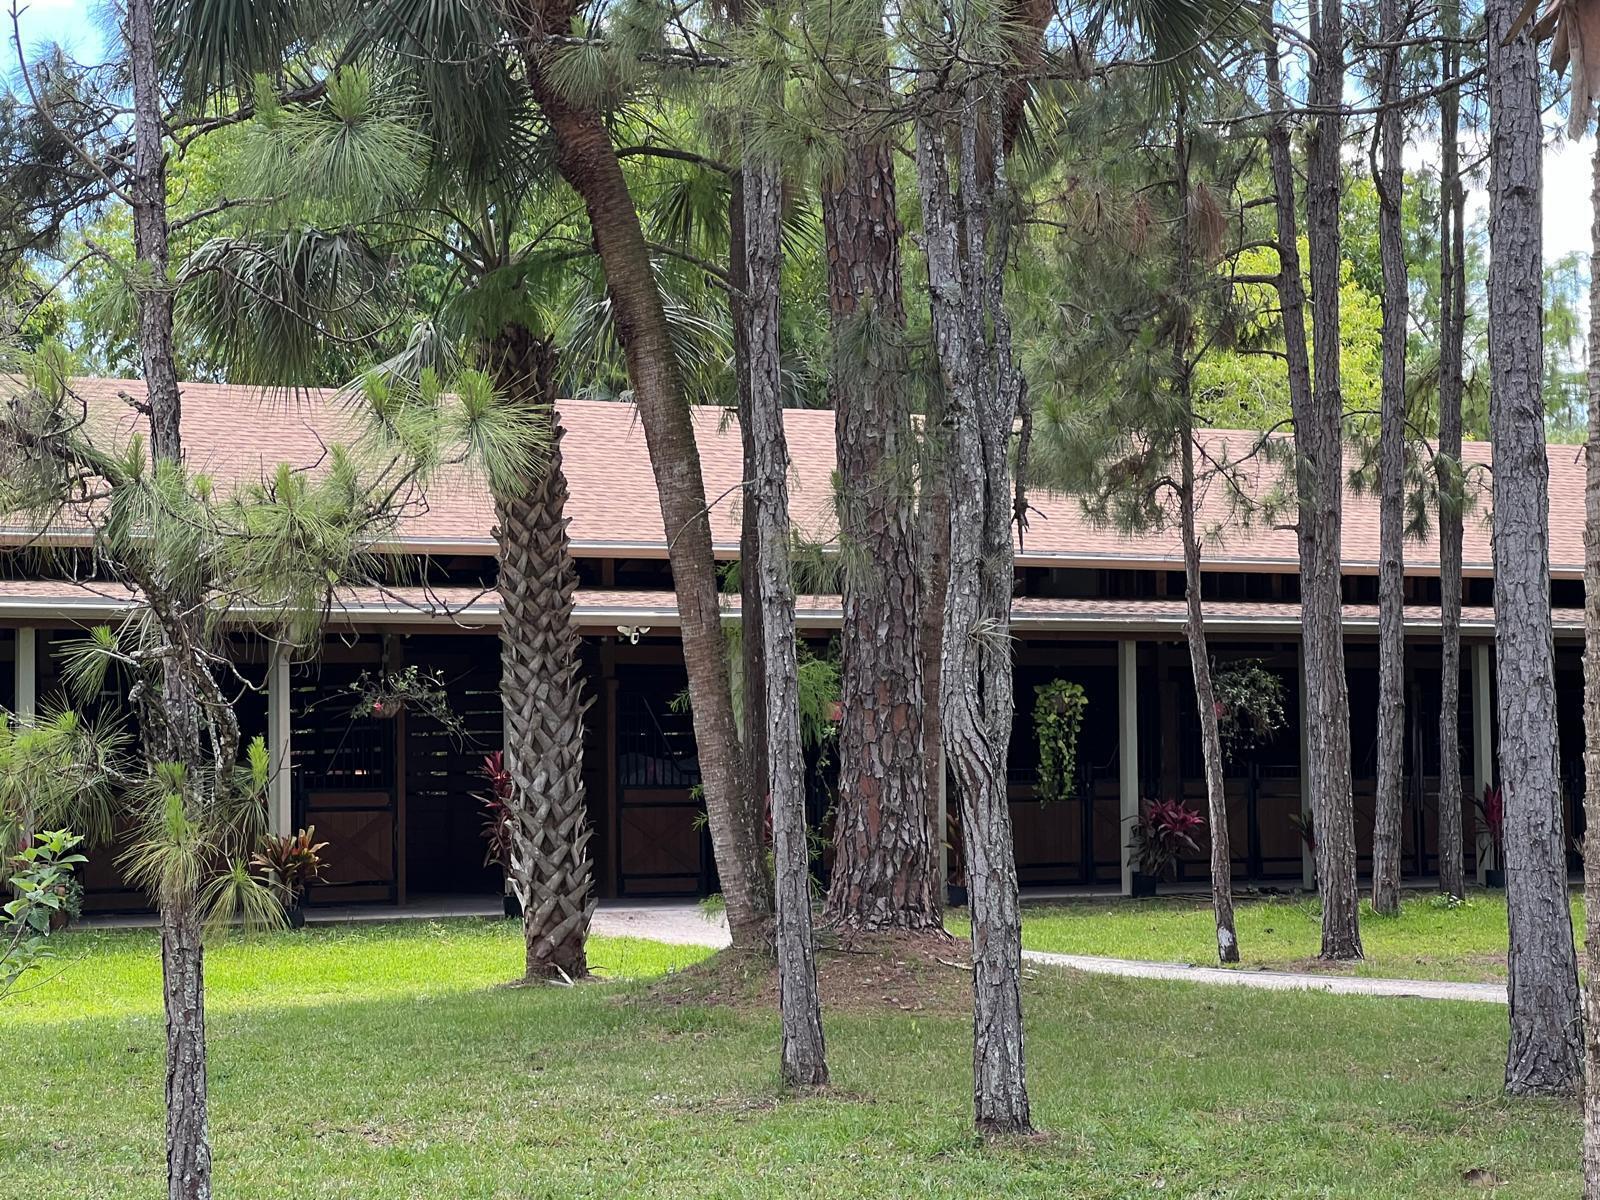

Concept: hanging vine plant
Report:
left=1212, top=660, right=1287, bottom=761
left=1034, top=679, right=1089, bottom=804
left=345, top=666, right=466, bottom=741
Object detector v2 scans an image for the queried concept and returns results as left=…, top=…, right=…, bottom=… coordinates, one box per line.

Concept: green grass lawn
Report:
left=978, top=890, right=1583, bottom=982
left=0, top=918, right=1581, bottom=1197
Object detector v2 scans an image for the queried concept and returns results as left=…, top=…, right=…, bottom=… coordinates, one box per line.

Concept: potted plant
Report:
left=1127, top=798, right=1204, bottom=896
left=478, top=752, right=520, bottom=918
left=945, top=808, right=968, bottom=907
left=1476, top=784, right=1505, bottom=888
left=250, top=828, right=329, bottom=927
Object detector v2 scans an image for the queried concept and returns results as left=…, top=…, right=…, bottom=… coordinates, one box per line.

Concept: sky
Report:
left=10, top=0, right=1597, bottom=265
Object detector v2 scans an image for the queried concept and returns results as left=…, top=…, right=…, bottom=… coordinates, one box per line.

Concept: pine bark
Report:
left=1370, top=0, right=1408, bottom=916
left=130, top=1, right=212, bottom=1194
left=1299, top=0, right=1363, bottom=960
left=820, top=127, right=938, bottom=933
left=1486, top=0, right=1582, bottom=1097
left=487, top=327, right=595, bottom=983
left=1182, top=436, right=1237, bottom=963
left=1173, top=105, right=1237, bottom=964
left=916, top=88, right=1031, bottom=1137
left=729, top=167, right=771, bottom=845
left=511, top=1, right=771, bottom=945
left=160, top=898, right=210, bottom=1200
left=1436, top=0, right=1469, bottom=902
left=745, top=149, right=829, bottom=1087
left=1581, top=137, right=1600, bottom=1200
left=918, top=407, right=951, bottom=903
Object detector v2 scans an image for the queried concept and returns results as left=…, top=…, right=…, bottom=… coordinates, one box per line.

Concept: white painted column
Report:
left=1472, top=641, right=1494, bottom=883
left=267, top=647, right=293, bottom=837
left=1118, top=639, right=1139, bottom=896
left=1299, top=639, right=1314, bottom=890
left=14, top=627, right=36, bottom=721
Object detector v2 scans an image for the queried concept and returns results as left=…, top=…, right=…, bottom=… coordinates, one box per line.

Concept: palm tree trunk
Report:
left=745, top=146, right=829, bottom=1087
left=1371, top=0, right=1408, bottom=917
left=1301, top=0, right=1362, bottom=961
left=820, top=127, right=938, bottom=933
left=1486, top=0, right=1582, bottom=1097
left=512, top=5, right=771, bottom=945
left=487, top=326, right=595, bottom=982
left=916, top=88, right=1030, bottom=1137
left=1581, top=136, right=1600, bottom=1200
left=1436, top=0, right=1468, bottom=902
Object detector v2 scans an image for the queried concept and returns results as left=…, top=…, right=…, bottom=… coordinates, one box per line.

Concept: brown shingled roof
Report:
left=11, top=378, right=1571, bottom=578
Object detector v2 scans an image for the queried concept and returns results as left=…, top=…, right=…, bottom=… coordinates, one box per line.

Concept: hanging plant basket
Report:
left=345, top=666, right=465, bottom=738
left=1212, top=660, right=1288, bottom=762
left=1034, top=679, right=1089, bottom=805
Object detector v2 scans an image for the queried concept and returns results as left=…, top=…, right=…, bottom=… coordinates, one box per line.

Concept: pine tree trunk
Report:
left=1371, top=0, right=1408, bottom=917
left=160, top=897, right=210, bottom=1200
left=1300, top=0, right=1363, bottom=960
left=1437, top=9, right=1469, bottom=901
left=1182, top=438, right=1237, bottom=964
left=513, top=5, right=771, bottom=946
left=487, top=327, right=595, bottom=983
left=130, top=2, right=212, bottom=1193
left=1436, top=0, right=1468, bottom=902
left=916, top=89, right=1030, bottom=1138
left=1486, top=0, right=1583, bottom=1097
left=820, top=125, right=938, bottom=933
left=729, top=168, right=771, bottom=840
left=918, top=403, right=951, bottom=904
left=1173, top=105, right=1237, bottom=963
left=745, top=148, right=829, bottom=1087
left=1581, top=136, right=1600, bottom=1200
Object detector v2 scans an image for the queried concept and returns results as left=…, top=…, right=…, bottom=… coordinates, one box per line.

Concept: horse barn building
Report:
left=7, top=381, right=1589, bottom=912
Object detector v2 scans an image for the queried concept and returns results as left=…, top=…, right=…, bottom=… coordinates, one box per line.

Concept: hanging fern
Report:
left=1034, top=679, right=1089, bottom=804
left=1212, top=660, right=1287, bottom=760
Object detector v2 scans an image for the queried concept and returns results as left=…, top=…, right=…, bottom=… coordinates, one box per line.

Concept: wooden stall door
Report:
left=614, top=672, right=708, bottom=897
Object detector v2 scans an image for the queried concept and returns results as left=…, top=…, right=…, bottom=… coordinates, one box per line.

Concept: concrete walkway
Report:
left=1021, top=949, right=1508, bottom=1005
left=582, top=905, right=1510, bottom=1005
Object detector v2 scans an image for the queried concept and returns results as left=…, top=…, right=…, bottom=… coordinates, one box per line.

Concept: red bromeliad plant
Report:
left=478, top=752, right=515, bottom=871
left=1128, top=798, right=1205, bottom=881
left=250, top=828, right=328, bottom=906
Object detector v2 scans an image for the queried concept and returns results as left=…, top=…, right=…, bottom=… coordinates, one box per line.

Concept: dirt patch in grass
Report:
left=637, top=929, right=974, bottom=1015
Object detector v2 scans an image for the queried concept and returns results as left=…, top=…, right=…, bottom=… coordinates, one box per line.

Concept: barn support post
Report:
left=1472, top=641, right=1494, bottom=883
left=1119, top=639, right=1139, bottom=896
left=267, top=645, right=293, bottom=838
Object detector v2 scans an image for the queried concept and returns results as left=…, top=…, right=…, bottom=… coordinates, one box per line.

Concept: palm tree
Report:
left=501, top=0, right=774, bottom=945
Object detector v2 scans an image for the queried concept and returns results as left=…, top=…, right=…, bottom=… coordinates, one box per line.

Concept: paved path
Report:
left=1021, top=949, right=1508, bottom=1005
left=584, top=905, right=1508, bottom=1005
left=587, top=905, right=1509, bottom=1004
left=591, top=902, right=733, bottom=947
